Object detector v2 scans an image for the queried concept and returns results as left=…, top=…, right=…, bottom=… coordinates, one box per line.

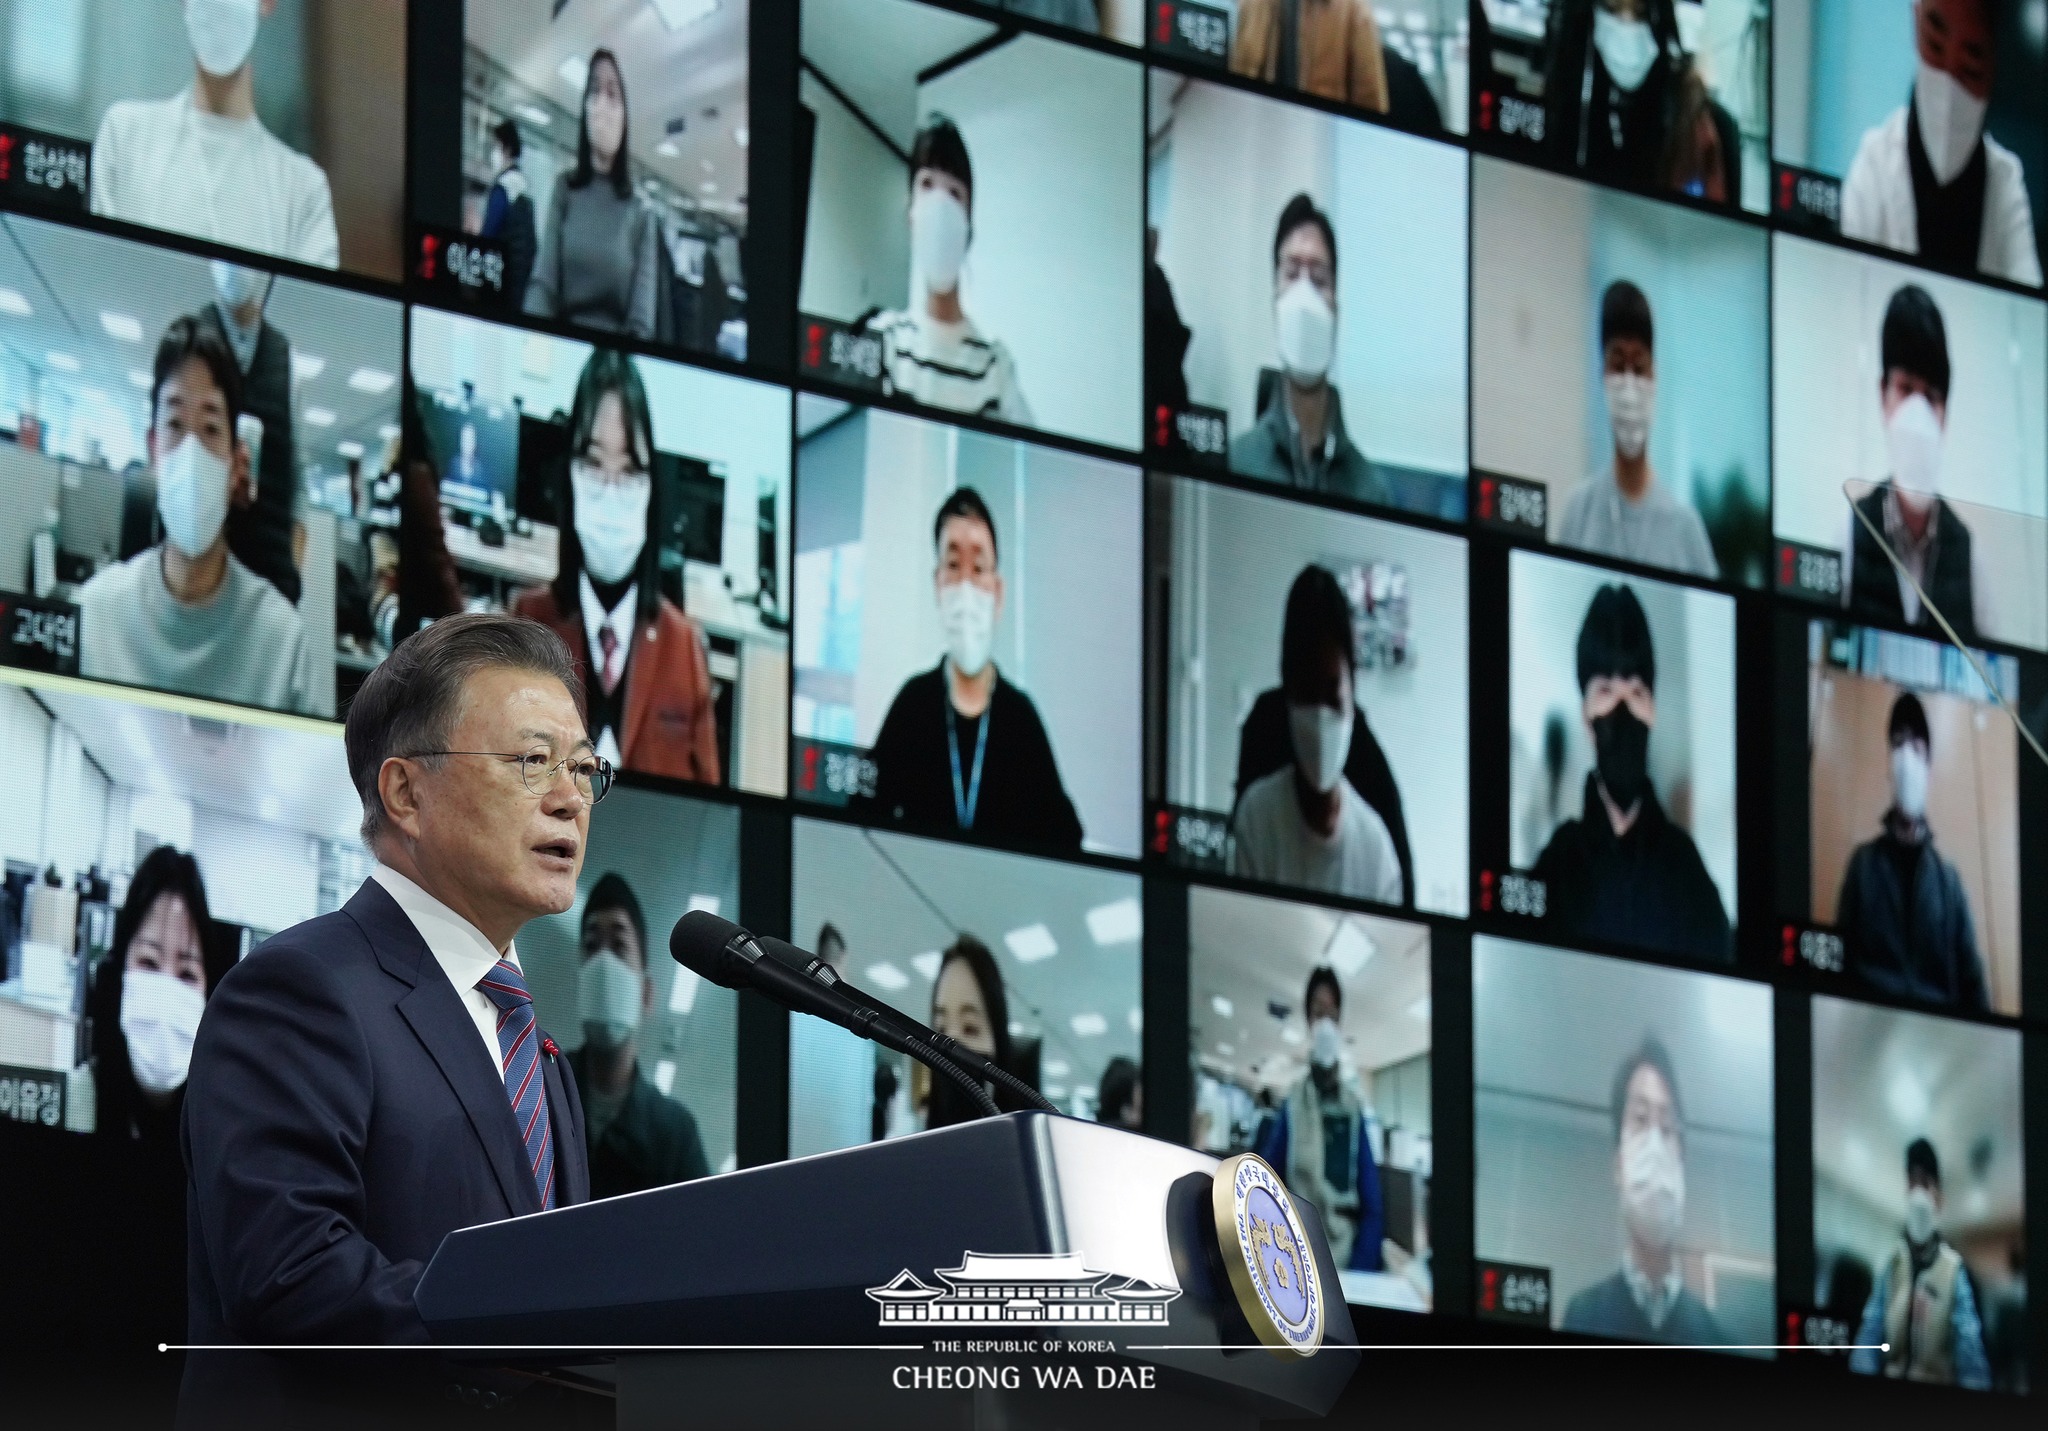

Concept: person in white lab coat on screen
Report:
left=1839, top=0, right=2041, bottom=287
left=91, top=0, right=340, bottom=268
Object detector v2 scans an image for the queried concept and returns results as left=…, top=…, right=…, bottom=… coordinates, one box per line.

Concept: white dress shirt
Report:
left=370, top=864, right=521, bottom=1071
left=577, top=573, right=634, bottom=769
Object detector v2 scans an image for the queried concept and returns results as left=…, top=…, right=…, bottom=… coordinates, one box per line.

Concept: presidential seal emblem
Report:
left=1211, top=1153, right=1323, bottom=1356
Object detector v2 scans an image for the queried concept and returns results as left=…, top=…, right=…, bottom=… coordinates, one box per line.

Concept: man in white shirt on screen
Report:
left=1838, top=0, right=2040, bottom=288
left=1231, top=565, right=1402, bottom=904
left=861, top=117, right=1033, bottom=426
left=90, top=0, right=341, bottom=269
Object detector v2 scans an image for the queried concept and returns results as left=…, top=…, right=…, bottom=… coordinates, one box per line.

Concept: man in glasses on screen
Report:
left=179, top=613, right=605, bottom=1421
left=76, top=314, right=312, bottom=715
left=851, top=488, right=1082, bottom=850
left=1833, top=691, right=1990, bottom=1013
left=860, top=117, right=1033, bottom=426
left=1230, top=196, right=1389, bottom=509
left=1840, top=0, right=2041, bottom=288
left=1533, top=584, right=1730, bottom=963
left=1564, top=1039, right=1726, bottom=1346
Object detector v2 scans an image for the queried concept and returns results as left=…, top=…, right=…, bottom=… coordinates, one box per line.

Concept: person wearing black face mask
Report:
left=1532, top=584, right=1731, bottom=963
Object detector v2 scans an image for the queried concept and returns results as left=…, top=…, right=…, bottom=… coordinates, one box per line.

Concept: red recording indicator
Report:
left=1151, top=807, right=1172, bottom=856
left=1778, top=169, right=1796, bottom=212
left=417, top=233, right=440, bottom=282
left=804, top=322, right=826, bottom=371
left=0, top=130, right=12, bottom=183
left=799, top=743, right=820, bottom=794
left=1478, top=869, right=1496, bottom=913
left=1780, top=924, right=1798, bottom=967
left=1476, top=91, right=1495, bottom=132
left=1477, top=477, right=1497, bottom=521
left=1479, top=1265, right=1499, bottom=1312
left=1154, top=2, right=1173, bottom=44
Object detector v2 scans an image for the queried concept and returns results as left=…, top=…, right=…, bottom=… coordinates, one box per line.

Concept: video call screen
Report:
left=0, top=210, right=403, bottom=720
left=786, top=816, right=1142, bottom=1159
left=1472, top=156, right=1770, bottom=586
left=405, top=305, right=790, bottom=796
left=1771, top=0, right=2047, bottom=289
left=0, top=670, right=367, bottom=1138
left=1148, top=472, right=1471, bottom=917
left=796, top=0, right=1145, bottom=451
left=1473, top=936, right=1776, bottom=1350
left=1482, top=547, right=1738, bottom=964
left=1772, top=233, right=2048, bottom=652
left=0, top=0, right=408, bottom=279
left=513, top=784, right=741, bottom=1190
left=1808, top=994, right=2027, bottom=1393
left=1147, top=72, right=1469, bottom=519
left=1472, top=0, right=1771, bottom=215
left=408, top=0, right=753, bottom=363
left=791, top=397, right=1143, bottom=857
left=1187, top=884, right=1433, bottom=1314
left=1771, top=613, right=2038, bottom=1017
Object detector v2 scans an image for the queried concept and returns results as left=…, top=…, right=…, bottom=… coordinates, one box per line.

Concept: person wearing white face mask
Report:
left=91, top=0, right=340, bottom=269
left=851, top=487, right=1083, bottom=849
left=1563, top=1039, right=1727, bottom=1344
left=1556, top=281, right=1717, bottom=579
left=563, top=872, right=710, bottom=1199
left=67, top=846, right=221, bottom=1145
left=1841, top=0, right=2042, bottom=288
left=77, top=315, right=311, bottom=713
left=1230, top=196, right=1389, bottom=508
left=1250, top=966, right=1390, bottom=1277
left=1834, top=692, right=1990, bottom=1012
left=198, top=259, right=304, bottom=605
left=525, top=49, right=661, bottom=339
left=1231, top=565, right=1401, bottom=902
left=1540, top=0, right=1743, bottom=206
left=516, top=348, right=720, bottom=786
left=1849, top=1138, right=1994, bottom=1387
left=861, top=117, right=1033, bottom=426
left=1843, top=285, right=1986, bottom=645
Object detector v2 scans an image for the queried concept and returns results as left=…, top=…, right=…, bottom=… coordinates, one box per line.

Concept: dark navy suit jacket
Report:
left=178, top=878, right=589, bottom=1423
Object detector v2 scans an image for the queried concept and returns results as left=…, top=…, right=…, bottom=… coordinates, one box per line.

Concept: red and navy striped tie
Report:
left=477, top=957, right=556, bottom=1211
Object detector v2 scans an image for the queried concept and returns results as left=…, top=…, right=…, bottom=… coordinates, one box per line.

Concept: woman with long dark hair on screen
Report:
left=924, top=934, right=1038, bottom=1129
left=525, top=48, right=661, bottom=339
left=513, top=347, right=720, bottom=784
left=1541, top=0, right=1741, bottom=206
left=70, top=846, right=229, bottom=1147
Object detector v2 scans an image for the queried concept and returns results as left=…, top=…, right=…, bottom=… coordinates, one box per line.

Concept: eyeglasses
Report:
left=413, top=748, right=616, bottom=804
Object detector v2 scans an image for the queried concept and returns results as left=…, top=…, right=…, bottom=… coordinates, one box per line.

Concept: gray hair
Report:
left=345, top=611, right=582, bottom=846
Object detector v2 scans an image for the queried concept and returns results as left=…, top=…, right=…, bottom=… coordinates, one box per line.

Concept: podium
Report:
left=416, top=1113, right=1360, bottom=1429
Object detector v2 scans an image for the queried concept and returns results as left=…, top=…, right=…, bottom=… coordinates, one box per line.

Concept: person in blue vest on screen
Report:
left=1253, top=965, right=1384, bottom=1272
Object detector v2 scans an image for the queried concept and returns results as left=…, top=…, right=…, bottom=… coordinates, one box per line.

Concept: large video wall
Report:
left=0, top=0, right=2043, bottom=1395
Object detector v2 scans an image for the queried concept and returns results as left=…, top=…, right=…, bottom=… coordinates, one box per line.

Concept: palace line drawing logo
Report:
left=866, top=1252, right=1181, bottom=1326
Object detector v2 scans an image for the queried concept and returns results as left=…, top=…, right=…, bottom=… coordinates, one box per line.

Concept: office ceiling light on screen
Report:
left=1325, top=919, right=1377, bottom=978
left=650, top=0, right=719, bottom=30
left=45, top=351, right=80, bottom=373
left=348, top=368, right=397, bottom=395
left=557, top=55, right=589, bottom=94
left=866, top=962, right=910, bottom=991
left=1004, top=924, right=1057, bottom=963
left=304, top=407, right=337, bottom=428
left=1070, top=1012, right=1107, bottom=1037
left=292, top=353, right=326, bottom=381
left=910, top=951, right=942, bottom=980
left=337, top=441, right=366, bottom=460
left=0, top=288, right=32, bottom=317
left=1211, top=995, right=1234, bottom=1018
left=1085, top=897, right=1142, bottom=946
left=99, top=311, right=143, bottom=343
left=516, top=103, right=555, bottom=130
left=687, top=894, right=722, bottom=917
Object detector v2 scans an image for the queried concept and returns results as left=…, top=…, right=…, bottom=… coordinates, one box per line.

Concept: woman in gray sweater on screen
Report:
left=526, top=47, right=660, bottom=340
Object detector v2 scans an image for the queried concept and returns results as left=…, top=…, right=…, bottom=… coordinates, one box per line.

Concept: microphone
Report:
left=670, top=911, right=998, bottom=1118
left=752, top=935, right=1057, bottom=1116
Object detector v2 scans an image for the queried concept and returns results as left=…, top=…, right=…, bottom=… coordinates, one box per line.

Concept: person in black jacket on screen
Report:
left=850, top=488, right=1083, bottom=850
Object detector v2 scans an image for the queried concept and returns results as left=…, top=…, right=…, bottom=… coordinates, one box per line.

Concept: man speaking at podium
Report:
left=179, top=612, right=604, bottom=1425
